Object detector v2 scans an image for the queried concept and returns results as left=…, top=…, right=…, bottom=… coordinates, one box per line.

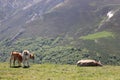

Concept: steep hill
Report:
left=0, top=0, right=120, bottom=65
left=1, top=0, right=120, bottom=39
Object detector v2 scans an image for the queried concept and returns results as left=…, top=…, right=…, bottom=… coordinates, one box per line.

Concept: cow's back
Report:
left=77, top=59, right=102, bottom=66
left=11, top=52, right=22, bottom=62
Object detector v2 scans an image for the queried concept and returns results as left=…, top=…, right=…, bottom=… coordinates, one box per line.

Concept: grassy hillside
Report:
left=80, top=31, right=114, bottom=40
left=0, top=0, right=120, bottom=66
left=0, top=63, right=120, bottom=80
left=0, top=35, right=120, bottom=65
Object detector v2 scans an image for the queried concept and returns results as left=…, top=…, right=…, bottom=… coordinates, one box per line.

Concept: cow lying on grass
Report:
left=10, top=50, right=34, bottom=68
left=77, top=59, right=103, bottom=67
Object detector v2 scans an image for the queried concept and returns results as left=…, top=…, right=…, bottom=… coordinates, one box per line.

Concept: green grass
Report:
left=80, top=31, right=114, bottom=40
left=0, top=63, right=120, bottom=80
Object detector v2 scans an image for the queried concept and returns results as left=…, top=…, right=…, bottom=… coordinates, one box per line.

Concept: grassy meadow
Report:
left=0, top=63, right=120, bottom=80
left=80, top=31, right=114, bottom=40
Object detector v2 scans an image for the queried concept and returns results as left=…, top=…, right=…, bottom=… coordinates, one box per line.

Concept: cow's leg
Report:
left=10, top=56, right=14, bottom=67
left=27, top=60, right=30, bottom=67
left=23, top=60, right=25, bottom=67
left=23, top=59, right=27, bottom=67
left=13, top=59, right=15, bottom=67
left=18, top=60, right=21, bottom=67
left=10, top=58, right=12, bottom=67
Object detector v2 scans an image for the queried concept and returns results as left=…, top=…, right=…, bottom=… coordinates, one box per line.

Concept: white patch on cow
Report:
left=22, top=50, right=31, bottom=67
left=78, top=60, right=96, bottom=63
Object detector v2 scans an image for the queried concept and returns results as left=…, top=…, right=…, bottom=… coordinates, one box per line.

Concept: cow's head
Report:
left=23, top=50, right=30, bottom=55
left=97, top=61, right=103, bottom=66
left=30, top=53, right=35, bottom=60
left=30, top=53, right=35, bottom=63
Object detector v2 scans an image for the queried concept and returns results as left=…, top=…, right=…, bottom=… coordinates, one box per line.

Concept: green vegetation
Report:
left=0, top=37, right=82, bottom=64
left=0, top=63, right=120, bottom=80
left=80, top=31, right=114, bottom=40
left=0, top=34, right=120, bottom=65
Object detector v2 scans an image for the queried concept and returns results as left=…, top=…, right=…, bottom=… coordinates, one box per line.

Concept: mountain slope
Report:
left=0, top=0, right=120, bottom=39
left=0, top=0, right=120, bottom=65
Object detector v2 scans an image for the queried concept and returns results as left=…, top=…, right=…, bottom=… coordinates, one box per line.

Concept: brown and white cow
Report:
left=10, top=51, right=22, bottom=67
left=77, top=59, right=103, bottom=67
left=10, top=50, right=34, bottom=67
left=22, top=50, right=34, bottom=67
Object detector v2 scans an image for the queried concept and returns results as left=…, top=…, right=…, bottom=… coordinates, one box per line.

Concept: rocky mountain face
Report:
left=0, top=0, right=65, bottom=39
left=0, top=0, right=120, bottom=40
